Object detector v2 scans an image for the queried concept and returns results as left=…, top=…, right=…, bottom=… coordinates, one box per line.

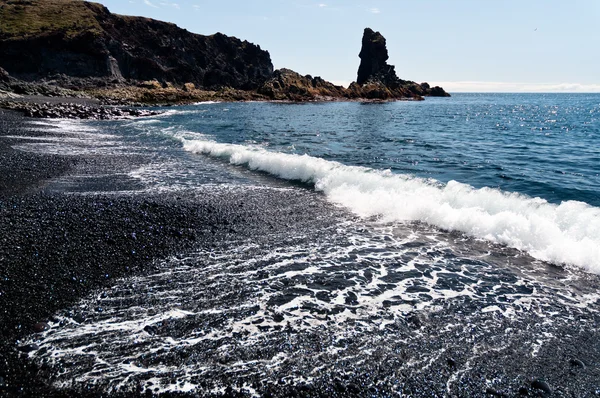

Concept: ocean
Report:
left=17, top=93, right=600, bottom=395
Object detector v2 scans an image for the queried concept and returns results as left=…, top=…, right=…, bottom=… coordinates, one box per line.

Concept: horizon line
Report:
left=329, top=80, right=600, bottom=93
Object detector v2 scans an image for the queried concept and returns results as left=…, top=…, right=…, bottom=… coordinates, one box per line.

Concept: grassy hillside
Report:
left=0, top=0, right=102, bottom=39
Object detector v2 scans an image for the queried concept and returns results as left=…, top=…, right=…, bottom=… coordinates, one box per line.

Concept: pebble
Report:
left=569, top=358, right=585, bottom=369
left=346, top=383, right=360, bottom=393
left=531, top=379, right=552, bottom=395
left=486, top=387, right=506, bottom=396
left=32, top=322, right=49, bottom=333
left=0, top=100, right=160, bottom=120
left=72, top=314, right=86, bottom=324
left=17, top=343, right=39, bottom=353
left=143, top=325, right=158, bottom=335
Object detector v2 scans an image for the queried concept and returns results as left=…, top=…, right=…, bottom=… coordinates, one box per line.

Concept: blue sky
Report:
left=92, top=0, right=599, bottom=92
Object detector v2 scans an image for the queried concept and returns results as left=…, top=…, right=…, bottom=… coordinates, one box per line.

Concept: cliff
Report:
left=0, top=2, right=448, bottom=103
left=0, top=0, right=273, bottom=90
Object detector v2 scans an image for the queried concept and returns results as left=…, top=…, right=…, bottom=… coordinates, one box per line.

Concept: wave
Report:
left=191, top=101, right=221, bottom=105
left=182, top=139, right=600, bottom=274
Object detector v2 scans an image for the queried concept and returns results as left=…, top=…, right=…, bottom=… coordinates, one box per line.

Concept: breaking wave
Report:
left=182, top=139, right=600, bottom=273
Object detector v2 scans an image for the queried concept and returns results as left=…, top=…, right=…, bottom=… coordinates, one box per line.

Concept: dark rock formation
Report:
left=355, top=28, right=450, bottom=98
left=0, top=2, right=448, bottom=102
left=258, top=69, right=348, bottom=101
left=357, top=28, right=397, bottom=87
left=0, top=67, right=83, bottom=97
left=428, top=86, right=449, bottom=97
left=0, top=67, right=9, bottom=83
left=347, top=80, right=420, bottom=100
left=0, top=0, right=273, bottom=90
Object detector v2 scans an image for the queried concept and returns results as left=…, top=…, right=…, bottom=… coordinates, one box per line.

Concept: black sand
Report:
left=0, top=108, right=199, bottom=395
left=0, top=107, right=345, bottom=396
left=0, top=107, right=310, bottom=396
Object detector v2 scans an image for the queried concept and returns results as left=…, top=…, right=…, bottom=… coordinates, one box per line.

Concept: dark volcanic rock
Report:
left=32, top=322, right=50, bottom=333
left=0, top=0, right=273, bottom=90
left=357, top=28, right=397, bottom=87
left=258, top=69, right=348, bottom=101
left=354, top=27, right=450, bottom=99
left=531, top=380, right=552, bottom=395
left=0, top=100, right=159, bottom=119
left=429, top=85, right=450, bottom=97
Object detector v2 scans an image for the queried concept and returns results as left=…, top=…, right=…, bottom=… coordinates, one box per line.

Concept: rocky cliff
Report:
left=0, top=2, right=448, bottom=103
left=0, top=0, right=273, bottom=90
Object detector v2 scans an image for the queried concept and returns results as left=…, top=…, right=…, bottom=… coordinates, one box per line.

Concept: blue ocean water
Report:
left=169, top=93, right=600, bottom=206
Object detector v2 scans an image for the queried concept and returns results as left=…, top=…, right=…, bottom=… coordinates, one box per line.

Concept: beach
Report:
left=0, top=106, right=348, bottom=396
left=1, top=97, right=600, bottom=397
left=0, top=107, right=199, bottom=395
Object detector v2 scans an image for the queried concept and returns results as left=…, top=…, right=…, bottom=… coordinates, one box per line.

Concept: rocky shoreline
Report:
left=0, top=99, right=161, bottom=120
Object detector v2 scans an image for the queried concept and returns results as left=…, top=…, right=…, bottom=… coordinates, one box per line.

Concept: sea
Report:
left=15, top=93, right=600, bottom=396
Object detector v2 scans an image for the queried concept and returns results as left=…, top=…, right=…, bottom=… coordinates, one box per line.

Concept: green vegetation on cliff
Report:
left=0, top=0, right=103, bottom=39
left=0, top=0, right=274, bottom=90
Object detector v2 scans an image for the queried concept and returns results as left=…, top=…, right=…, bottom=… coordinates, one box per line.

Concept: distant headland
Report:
left=0, top=0, right=449, bottom=105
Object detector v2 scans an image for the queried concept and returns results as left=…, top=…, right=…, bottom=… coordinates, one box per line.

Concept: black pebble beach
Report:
left=0, top=107, right=295, bottom=396
left=1, top=105, right=600, bottom=398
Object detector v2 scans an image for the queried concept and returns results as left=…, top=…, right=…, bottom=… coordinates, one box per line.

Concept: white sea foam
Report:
left=182, top=139, right=600, bottom=273
left=29, top=119, right=101, bottom=133
left=192, top=101, right=221, bottom=105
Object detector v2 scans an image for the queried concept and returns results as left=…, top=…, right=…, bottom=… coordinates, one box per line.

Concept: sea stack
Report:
left=350, top=27, right=450, bottom=98
left=357, top=28, right=399, bottom=87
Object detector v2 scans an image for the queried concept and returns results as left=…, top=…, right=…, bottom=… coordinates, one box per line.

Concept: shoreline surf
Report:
left=1, top=97, right=600, bottom=397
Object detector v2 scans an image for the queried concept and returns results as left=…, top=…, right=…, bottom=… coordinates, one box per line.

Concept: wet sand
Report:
left=0, top=107, right=344, bottom=397
left=0, top=108, right=263, bottom=396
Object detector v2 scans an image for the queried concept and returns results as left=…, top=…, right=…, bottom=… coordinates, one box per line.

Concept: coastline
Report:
left=1, top=100, right=600, bottom=397
left=0, top=109, right=239, bottom=395
left=0, top=93, right=426, bottom=122
left=0, top=108, right=345, bottom=396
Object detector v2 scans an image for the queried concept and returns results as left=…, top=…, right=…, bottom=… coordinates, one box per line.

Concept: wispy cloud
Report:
left=431, top=81, right=600, bottom=93
left=143, top=0, right=158, bottom=8
left=160, top=1, right=180, bottom=9
left=369, top=8, right=380, bottom=14
left=318, top=3, right=327, bottom=7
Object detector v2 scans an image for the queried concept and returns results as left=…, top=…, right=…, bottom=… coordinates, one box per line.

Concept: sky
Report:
left=90, top=0, right=600, bottom=92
